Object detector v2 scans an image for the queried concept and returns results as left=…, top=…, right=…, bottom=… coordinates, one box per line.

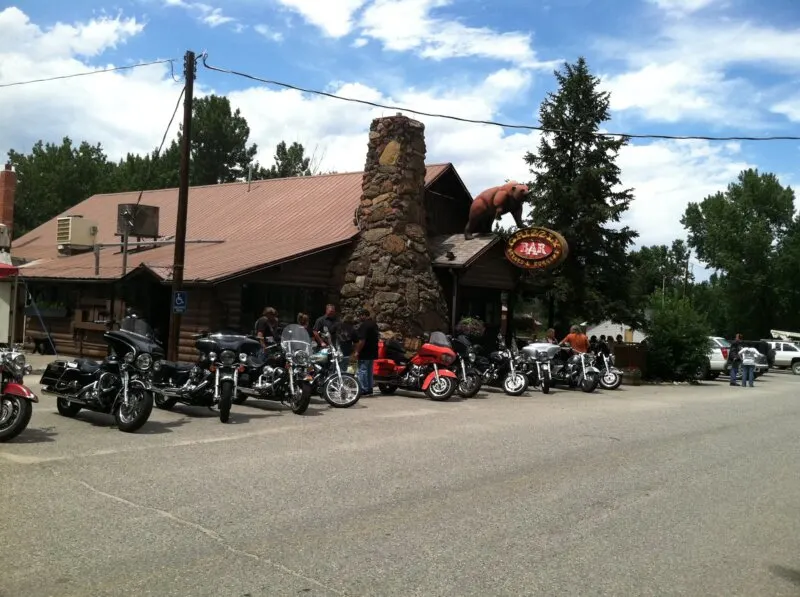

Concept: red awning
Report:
left=0, top=263, right=19, bottom=279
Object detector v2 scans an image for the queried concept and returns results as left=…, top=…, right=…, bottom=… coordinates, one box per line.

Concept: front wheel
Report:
left=114, top=389, right=154, bottom=433
left=219, top=381, right=233, bottom=423
left=289, top=382, right=312, bottom=415
left=425, top=375, right=456, bottom=401
left=0, top=397, right=33, bottom=442
left=502, top=372, right=528, bottom=396
left=599, top=370, right=622, bottom=390
left=792, top=362, right=800, bottom=375
left=56, top=397, right=82, bottom=418
left=580, top=373, right=600, bottom=393
left=323, top=374, right=361, bottom=408
left=457, top=371, right=482, bottom=398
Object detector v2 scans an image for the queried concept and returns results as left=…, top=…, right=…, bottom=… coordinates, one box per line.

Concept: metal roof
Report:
left=429, top=233, right=500, bottom=268
left=13, top=163, right=453, bottom=283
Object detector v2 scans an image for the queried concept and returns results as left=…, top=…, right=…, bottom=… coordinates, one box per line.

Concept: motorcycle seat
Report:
left=73, top=358, right=102, bottom=373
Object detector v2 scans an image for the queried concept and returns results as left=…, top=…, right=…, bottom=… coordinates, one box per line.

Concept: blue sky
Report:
left=2, top=0, right=800, bottom=260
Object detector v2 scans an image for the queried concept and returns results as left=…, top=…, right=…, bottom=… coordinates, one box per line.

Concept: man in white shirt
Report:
left=738, top=345, right=759, bottom=388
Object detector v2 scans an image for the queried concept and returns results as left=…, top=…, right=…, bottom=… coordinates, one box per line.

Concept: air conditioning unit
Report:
left=117, top=204, right=159, bottom=238
left=56, top=215, right=98, bottom=250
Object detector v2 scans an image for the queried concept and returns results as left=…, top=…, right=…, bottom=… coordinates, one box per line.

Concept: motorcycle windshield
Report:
left=120, top=316, right=155, bottom=340
left=428, top=331, right=452, bottom=348
left=281, top=324, right=312, bottom=356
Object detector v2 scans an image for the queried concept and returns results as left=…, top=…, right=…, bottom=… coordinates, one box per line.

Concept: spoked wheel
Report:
left=502, top=372, right=528, bottom=396
left=114, top=388, right=154, bottom=433
left=219, top=381, right=233, bottom=423
left=0, top=397, right=33, bottom=442
left=323, top=374, right=361, bottom=408
left=154, top=393, right=178, bottom=411
left=287, top=382, right=312, bottom=415
left=599, top=370, right=622, bottom=390
left=580, top=373, right=600, bottom=393
left=425, top=375, right=456, bottom=401
left=457, top=372, right=482, bottom=398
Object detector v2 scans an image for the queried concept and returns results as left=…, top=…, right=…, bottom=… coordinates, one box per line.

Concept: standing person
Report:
left=544, top=328, right=558, bottom=344
left=254, top=307, right=281, bottom=358
left=729, top=333, right=744, bottom=386
left=352, top=308, right=379, bottom=396
left=560, top=325, right=590, bottom=353
left=331, top=314, right=357, bottom=372
left=313, top=304, right=339, bottom=347
left=738, top=343, right=759, bottom=388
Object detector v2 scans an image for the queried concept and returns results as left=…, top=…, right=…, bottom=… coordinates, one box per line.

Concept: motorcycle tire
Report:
left=232, top=392, right=248, bottom=405
left=154, top=393, right=178, bottom=410
left=425, top=376, right=456, bottom=401
left=114, top=388, right=154, bottom=433
left=502, top=372, right=528, bottom=396
left=457, top=371, right=482, bottom=398
left=56, top=397, right=82, bottom=418
left=323, top=374, right=361, bottom=408
left=379, top=384, right=398, bottom=395
left=580, top=373, right=600, bottom=393
left=540, top=379, right=551, bottom=394
left=219, top=381, right=233, bottom=423
left=0, top=397, right=33, bottom=443
left=599, top=371, right=622, bottom=391
left=290, top=382, right=312, bottom=415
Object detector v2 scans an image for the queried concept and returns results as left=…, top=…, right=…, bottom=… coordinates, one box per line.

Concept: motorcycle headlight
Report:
left=12, top=353, right=25, bottom=369
left=23, top=364, right=32, bottom=375
left=239, top=353, right=248, bottom=363
left=153, top=360, right=163, bottom=372
left=293, top=350, right=309, bottom=366
left=209, top=351, right=217, bottom=362
left=136, top=353, right=153, bottom=371
left=312, top=352, right=328, bottom=364
left=124, top=352, right=135, bottom=364
left=220, top=350, right=236, bottom=366
left=467, top=350, right=476, bottom=363
left=441, top=353, right=455, bottom=365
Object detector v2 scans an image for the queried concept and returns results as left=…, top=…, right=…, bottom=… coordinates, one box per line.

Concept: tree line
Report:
left=9, top=95, right=320, bottom=238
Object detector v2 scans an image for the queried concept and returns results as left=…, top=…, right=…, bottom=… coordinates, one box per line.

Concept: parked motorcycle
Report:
left=234, top=324, right=313, bottom=415
left=0, top=347, right=37, bottom=442
left=40, top=320, right=159, bottom=432
left=549, top=344, right=601, bottom=393
left=521, top=342, right=560, bottom=394
left=374, top=332, right=458, bottom=401
left=474, top=334, right=529, bottom=396
left=449, top=334, right=482, bottom=398
left=310, top=331, right=361, bottom=408
left=152, top=329, right=260, bottom=423
left=596, top=351, right=622, bottom=390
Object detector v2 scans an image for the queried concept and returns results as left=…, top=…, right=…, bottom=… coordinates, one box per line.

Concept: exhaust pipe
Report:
left=39, top=388, right=88, bottom=404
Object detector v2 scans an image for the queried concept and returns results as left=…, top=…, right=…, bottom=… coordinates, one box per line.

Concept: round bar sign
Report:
left=505, top=227, right=568, bottom=269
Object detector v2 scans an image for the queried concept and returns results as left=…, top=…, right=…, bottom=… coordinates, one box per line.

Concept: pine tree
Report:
left=523, top=57, right=638, bottom=331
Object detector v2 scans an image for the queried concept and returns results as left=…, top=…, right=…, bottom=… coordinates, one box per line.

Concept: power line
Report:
left=199, top=53, right=800, bottom=143
left=0, top=59, right=176, bottom=88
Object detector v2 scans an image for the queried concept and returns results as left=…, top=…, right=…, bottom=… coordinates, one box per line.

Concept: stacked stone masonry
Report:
left=340, top=114, right=448, bottom=339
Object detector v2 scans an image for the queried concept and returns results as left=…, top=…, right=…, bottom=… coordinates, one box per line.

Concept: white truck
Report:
left=766, top=330, right=800, bottom=375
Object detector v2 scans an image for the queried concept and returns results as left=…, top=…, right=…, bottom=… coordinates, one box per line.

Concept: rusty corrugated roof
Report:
left=429, top=233, right=499, bottom=268
left=13, top=163, right=453, bottom=282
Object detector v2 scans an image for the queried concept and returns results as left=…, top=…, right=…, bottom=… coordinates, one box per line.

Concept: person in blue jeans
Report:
left=728, top=333, right=743, bottom=386
left=352, top=308, right=379, bottom=396
left=738, top=345, right=758, bottom=387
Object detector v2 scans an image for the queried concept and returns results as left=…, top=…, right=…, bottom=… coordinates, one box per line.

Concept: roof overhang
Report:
left=429, top=233, right=501, bottom=269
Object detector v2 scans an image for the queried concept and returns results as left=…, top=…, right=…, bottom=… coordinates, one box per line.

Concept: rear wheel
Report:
left=457, top=371, right=482, bottom=398
left=425, top=375, right=456, bottom=401
left=114, top=388, right=154, bottom=433
left=219, top=381, right=233, bottom=423
left=56, top=397, right=82, bottom=418
left=154, top=393, right=178, bottom=410
left=0, top=397, right=33, bottom=442
left=232, top=392, right=248, bottom=405
left=289, top=382, right=312, bottom=415
left=323, top=374, right=361, bottom=408
left=378, top=384, right=398, bottom=395
left=581, top=373, right=600, bottom=393
left=599, top=370, right=622, bottom=390
left=792, top=361, right=800, bottom=375
left=502, top=372, right=528, bottom=396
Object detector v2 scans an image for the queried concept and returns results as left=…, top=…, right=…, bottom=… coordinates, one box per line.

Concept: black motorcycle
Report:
left=475, top=334, right=529, bottom=396
left=310, top=331, right=361, bottom=408
left=595, top=351, right=622, bottom=390
left=39, top=318, right=160, bottom=433
left=234, top=324, right=313, bottom=415
left=152, top=329, right=260, bottom=423
left=448, top=335, right=483, bottom=398
left=520, top=341, right=560, bottom=394
left=550, top=344, right=601, bottom=393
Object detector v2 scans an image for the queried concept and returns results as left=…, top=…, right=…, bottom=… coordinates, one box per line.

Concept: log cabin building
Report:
left=9, top=157, right=519, bottom=360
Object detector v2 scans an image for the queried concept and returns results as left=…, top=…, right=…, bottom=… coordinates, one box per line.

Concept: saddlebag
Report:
left=39, top=360, right=69, bottom=387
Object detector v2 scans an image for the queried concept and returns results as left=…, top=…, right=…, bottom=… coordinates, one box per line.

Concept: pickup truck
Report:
left=764, top=340, right=800, bottom=374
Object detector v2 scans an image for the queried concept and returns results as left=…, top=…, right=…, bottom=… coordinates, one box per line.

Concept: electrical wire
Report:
left=0, top=58, right=176, bottom=88
left=199, top=53, right=800, bottom=142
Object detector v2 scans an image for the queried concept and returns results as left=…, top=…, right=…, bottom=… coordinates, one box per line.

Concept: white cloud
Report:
left=275, top=0, right=369, bottom=37
left=254, top=24, right=284, bottom=42
left=647, top=0, right=720, bottom=16
left=771, top=97, right=800, bottom=122
left=0, top=7, right=753, bottom=254
left=162, top=0, right=237, bottom=28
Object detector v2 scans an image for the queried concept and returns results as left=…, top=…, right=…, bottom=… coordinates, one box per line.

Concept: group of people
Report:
left=252, top=304, right=380, bottom=395
left=728, top=333, right=759, bottom=387
left=535, top=325, right=625, bottom=354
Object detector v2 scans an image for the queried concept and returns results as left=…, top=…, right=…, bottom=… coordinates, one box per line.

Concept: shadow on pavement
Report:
left=10, top=425, right=58, bottom=444
left=769, top=564, right=800, bottom=587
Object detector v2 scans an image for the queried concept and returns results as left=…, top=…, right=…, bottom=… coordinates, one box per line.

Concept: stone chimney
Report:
left=340, top=114, right=448, bottom=338
left=0, top=163, right=16, bottom=238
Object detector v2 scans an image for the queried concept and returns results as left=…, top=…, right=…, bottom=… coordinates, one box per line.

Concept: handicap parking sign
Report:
left=172, top=291, right=188, bottom=314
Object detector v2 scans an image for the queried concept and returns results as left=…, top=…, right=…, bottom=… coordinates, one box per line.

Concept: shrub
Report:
left=455, top=316, right=486, bottom=339
left=642, top=293, right=711, bottom=381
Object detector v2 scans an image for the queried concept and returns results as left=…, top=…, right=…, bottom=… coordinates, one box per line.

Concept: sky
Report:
left=1, top=0, right=799, bottom=278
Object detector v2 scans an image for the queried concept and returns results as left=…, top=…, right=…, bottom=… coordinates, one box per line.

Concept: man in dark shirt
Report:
left=313, top=304, right=339, bottom=347
left=254, top=307, right=280, bottom=357
left=353, top=308, right=379, bottom=395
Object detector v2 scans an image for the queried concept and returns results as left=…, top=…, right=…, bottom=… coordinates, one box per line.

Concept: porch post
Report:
left=9, top=273, right=18, bottom=345
left=450, top=270, right=458, bottom=334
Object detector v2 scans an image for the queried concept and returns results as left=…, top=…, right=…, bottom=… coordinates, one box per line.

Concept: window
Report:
left=783, top=343, right=799, bottom=352
left=714, top=337, right=731, bottom=347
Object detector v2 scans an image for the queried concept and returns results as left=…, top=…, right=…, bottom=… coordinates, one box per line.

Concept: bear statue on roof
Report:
left=464, top=181, right=529, bottom=240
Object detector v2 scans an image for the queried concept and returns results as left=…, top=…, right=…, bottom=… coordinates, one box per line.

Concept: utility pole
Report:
left=167, top=50, right=195, bottom=361
left=683, top=256, right=690, bottom=297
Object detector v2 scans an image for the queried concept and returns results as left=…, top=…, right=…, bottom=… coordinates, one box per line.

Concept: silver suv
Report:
left=764, top=341, right=800, bottom=375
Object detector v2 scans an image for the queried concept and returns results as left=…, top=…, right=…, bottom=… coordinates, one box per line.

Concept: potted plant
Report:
left=455, top=316, right=486, bottom=341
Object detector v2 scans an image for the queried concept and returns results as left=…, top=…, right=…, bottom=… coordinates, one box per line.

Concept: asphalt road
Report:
left=3, top=373, right=800, bottom=597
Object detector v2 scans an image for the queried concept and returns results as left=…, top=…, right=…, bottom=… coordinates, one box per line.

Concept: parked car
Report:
left=705, top=336, right=730, bottom=379
left=764, top=340, right=800, bottom=374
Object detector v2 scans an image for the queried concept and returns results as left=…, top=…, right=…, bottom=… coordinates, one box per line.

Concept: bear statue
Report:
left=464, top=181, right=529, bottom=240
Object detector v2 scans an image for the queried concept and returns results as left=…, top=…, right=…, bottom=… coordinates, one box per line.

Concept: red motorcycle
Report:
left=0, top=348, right=37, bottom=442
left=374, top=332, right=459, bottom=401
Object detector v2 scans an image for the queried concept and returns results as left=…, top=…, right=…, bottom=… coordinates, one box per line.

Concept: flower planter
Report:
left=621, top=368, right=642, bottom=386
